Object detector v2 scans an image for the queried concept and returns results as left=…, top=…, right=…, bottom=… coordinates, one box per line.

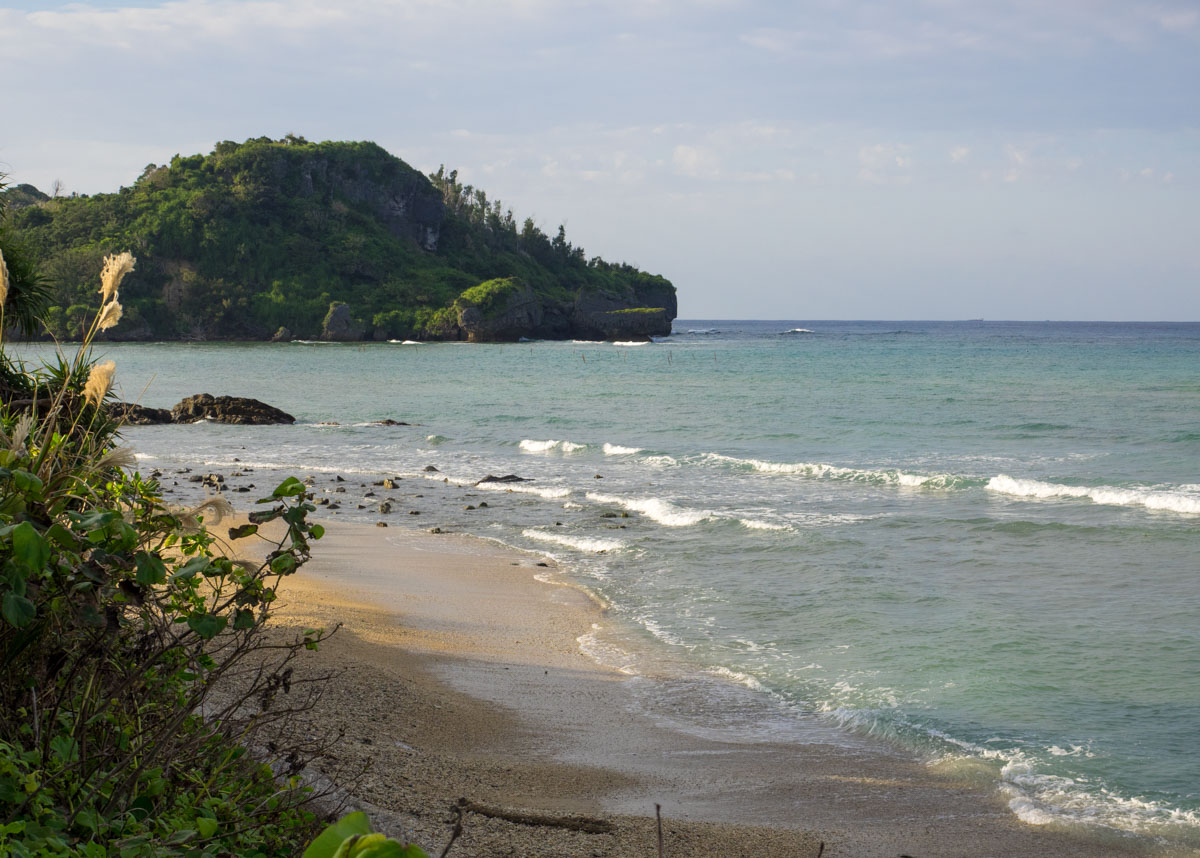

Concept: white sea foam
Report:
left=999, top=757, right=1200, bottom=835
left=704, top=453, right=961, bottom=488
left=987, top=475, right=1200, bottom=515
left=643, top=454, right=679, bottom=467
left=708, top=665, right=770, bottom=693
left=386, top=339, right=422, bottom=344
left=577, top=624, right=640, bottom=674
left=586, top=492, right=712, bottom=526
left=781, top=328, right=814, bottom=334
left=613, top=340, right=650, bottom=346
left=522, top=529, right=624, bottom=553
left=602, top=443, right=643, bottom=456
left=739, top=518, right=790, bottom=531
left=476, top=481, right=571, bottom=500
left=519, top=438, right=587, bottom=453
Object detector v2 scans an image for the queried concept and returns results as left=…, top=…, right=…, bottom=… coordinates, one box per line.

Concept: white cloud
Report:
left=1154, top=9, right=1198, bottom=32
left=858, top=143, right=913, bottom=184
left=672, top=144, right=720, bottom=177
left=950, top=146, right=970, bottom=163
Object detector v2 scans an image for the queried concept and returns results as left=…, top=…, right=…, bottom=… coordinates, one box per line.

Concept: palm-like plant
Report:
left=0, top=173, right=51, bottom=338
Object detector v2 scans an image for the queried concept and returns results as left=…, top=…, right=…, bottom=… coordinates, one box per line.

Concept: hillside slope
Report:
left=9, top=136, right=675, bottom=341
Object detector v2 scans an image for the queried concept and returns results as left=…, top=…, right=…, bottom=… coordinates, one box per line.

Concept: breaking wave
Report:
left=519, top=438, right=588, bottom=453
left=522, top=529, right=625, bottom=553
left=586, top=492, right=713, bottom=527
left=987, top=475, right=1200, bottom=515
left=603, top=443, right=643, bottom=456
left=703, top=453, right=969, bottom=489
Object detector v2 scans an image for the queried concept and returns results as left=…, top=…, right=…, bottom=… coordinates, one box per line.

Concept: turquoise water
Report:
left=13, top=321, right=1200, bottom=846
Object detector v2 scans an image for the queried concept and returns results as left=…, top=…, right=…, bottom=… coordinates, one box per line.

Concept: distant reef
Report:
left=6, top=136, right=675, bottom=342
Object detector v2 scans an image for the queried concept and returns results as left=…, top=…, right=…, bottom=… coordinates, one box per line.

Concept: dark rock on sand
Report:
left=171, top=393, right=295, bottom=425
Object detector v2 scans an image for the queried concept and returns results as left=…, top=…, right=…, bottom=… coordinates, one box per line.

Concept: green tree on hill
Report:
left=5, top=137, right=675, bottom=342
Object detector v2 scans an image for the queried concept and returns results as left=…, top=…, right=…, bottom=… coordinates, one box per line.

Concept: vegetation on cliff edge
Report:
left=6, top=136, right=674, bottom=341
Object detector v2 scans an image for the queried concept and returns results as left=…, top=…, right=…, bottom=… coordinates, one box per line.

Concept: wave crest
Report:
left=520, top=438, right=587, bottom=454
left=987, top=475, right=1200, bottom=514
left=522, top=529, right=624, bottom=553
left=704, top=453, right=966, bottom=489
left=586, top=492, right=712, bottom=527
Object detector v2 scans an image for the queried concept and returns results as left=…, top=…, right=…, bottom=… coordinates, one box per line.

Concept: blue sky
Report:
left=1, top=0, right=1197, bottom=319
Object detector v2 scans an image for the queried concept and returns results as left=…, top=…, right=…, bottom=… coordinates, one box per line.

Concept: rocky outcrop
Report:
left=270, top=326, right=292, bottom=342
left=109, top=403, right=173, bottom=425
left=291, top=149, right=444, bottom=251
left=170, top=394, right=295, bottom=425
left=321, top=303, right=365, bottom=341
left=568, top=289, right=673, bottom=340
left=455, top=279, right=543, bottom=342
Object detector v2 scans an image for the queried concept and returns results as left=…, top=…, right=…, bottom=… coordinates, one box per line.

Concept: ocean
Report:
left=15, top=320, right=1200, bottom=849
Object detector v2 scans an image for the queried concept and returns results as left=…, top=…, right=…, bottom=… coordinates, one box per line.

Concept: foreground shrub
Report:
left=0, top=251, right=327, bottom=855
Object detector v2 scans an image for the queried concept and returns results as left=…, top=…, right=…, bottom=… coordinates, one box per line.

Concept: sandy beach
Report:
left=235, top=516, right=1154, bottom=858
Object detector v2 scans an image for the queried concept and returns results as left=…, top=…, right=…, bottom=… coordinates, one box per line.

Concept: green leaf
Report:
left=304, top=812, right=372, bottom=858
left=75, top=807, right=102, bottom=834
left=134, top=552, right=168, bottom=586
left=196, top=816, right=218, bottom=839
left=172, top=555, right=211, bottom=582
left=186, top=612, right=227, bottom=640
left=165, top=829, right=197, bottom=845
left=356, top=839, right=428, bottom=858
left=45, top=523, right=79, bottom=550
left=228, top=523, right=258, bottom=540
left=270, top=553, right=297, bottom=575
left=49, top=735, right=79, bottom=763
left=233, top=608, right=255, bottom=630
left=11, top=522, right=49, bottom=572
left=10, top=470, right=43, bottom=495
left=249, top=508, right=282, bottom=524
left=273, top=476, right=307, bottom=498
left=1, top=593, right=36, bottom=628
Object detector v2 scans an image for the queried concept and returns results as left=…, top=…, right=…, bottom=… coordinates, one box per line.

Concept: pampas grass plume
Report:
left=5, top=412, right=33, bottom=453
left=97, top=300, right=123, bottom=331
left=84, top=360, right=117, bottom=407
left=175, top=496, right=235, bottom=533
left=99, top=252, right=135, bottom=302
left=97, top=445, right=138, bottom=470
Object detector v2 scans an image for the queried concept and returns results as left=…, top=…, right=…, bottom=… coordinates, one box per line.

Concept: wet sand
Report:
left=247, top=517, right=1151, bottom=857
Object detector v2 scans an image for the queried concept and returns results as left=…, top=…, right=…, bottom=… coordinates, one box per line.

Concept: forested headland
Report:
left=4, top=136, right=676, bottom=342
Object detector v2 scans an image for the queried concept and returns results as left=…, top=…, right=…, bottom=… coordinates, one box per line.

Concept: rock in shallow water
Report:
left=170, top=393, right=295, bottom=425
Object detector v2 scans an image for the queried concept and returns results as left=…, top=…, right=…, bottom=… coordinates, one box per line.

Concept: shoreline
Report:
left=254, top=515, right=1153, bottom=857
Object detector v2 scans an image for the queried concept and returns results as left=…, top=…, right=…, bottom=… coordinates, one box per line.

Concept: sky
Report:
left=1, top=0, right=1197, bottom=320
